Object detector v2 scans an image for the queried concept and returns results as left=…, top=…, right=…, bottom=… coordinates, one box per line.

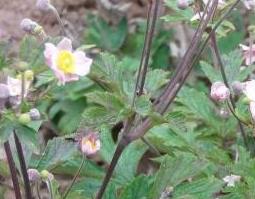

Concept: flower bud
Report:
left=210, top=82, right=230, bottom=102
left=27, top=169, right=40, bottom=182
left=232, top=81, right=245, bottom=96
left=24, top=70, right=34, bottom=81
left=18, top=113, right=31, bottom=125
left=177, top=0, right=190, bottom=9
left=29, top=108, right=41, bottom=120
left=80, top=132, right=100, bottom=156
left=40, top=170, right=54, bottom=181
left=0, top=84, right=10, bottom=99
left=16, top=61, right=29, bottom=72
left=36, top=0, right=52, bottom=12
left=20, top=18, right=45, bottom=38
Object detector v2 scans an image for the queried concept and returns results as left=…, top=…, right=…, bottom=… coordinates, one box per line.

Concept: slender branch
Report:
left=4, top=141, right=22, bottom=199
left=138, top=0, right=160, bottom=96
left=132, top=1, right=154, bottom=106
left=14, top=131, right=33, bottom=199
left=62, top=155, right=86, bottom=199
left=36, top=182, right=42, bottom=199
left=210, top=30, right=249, bottom=147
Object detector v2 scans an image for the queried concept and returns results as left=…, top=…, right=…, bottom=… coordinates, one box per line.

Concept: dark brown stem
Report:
left=138, top=0, right=160, bottom=96
left=14, top=131, right=33, bottom=199
left=95, top=137, right=130, bottom=199
left=4, top=141, right=22, bottom=199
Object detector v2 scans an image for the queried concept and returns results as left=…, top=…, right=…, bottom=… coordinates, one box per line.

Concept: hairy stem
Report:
left=62, top=155, right=86, bottom=199
left=4, top=141, right=22, bottom=199
left=210, top=30, right=249, bottom=148
left=14, top=131, right=33, bottom=199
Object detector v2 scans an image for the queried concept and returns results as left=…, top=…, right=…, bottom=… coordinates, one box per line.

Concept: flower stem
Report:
left=62, top=155, right=86, bottom=199
left=14, top=131, right=33, bottom=199
left=4, top=141, right=22, bottom=199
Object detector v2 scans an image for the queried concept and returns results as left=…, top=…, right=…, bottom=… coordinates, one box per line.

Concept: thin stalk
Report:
left=138, top=0, right=160, bottom=96
left=132, top=1, right=153, bottom=106
left=36, top=182, right=42, bottom=199
left=62, top=155, right=86, bottom=199
left=210, top=31, right=249, bottom=148
left=46, top=180, right=53, bottom=199
left=141, top=137, right=161, bottom=156
left=4, top=141, right=22, bottom=199
left=14, top=131, right=33, bottom=199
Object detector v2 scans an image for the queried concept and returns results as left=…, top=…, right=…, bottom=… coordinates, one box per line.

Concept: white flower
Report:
left=242, top=80, right=255, bottom=102
left=223, top=174, right=241, bottom=187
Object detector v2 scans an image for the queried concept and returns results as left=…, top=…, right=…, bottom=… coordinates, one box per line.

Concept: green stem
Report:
left=62, top=155, right=86, bottom=199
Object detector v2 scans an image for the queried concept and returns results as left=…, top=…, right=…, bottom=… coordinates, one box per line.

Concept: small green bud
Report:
left=40, top=170, right=54, bottom=181
left=24, top=70, right=34, bottom=81
left=18, top=113, right=31, bottom=125
left=242, top=97, right=250, bottom=105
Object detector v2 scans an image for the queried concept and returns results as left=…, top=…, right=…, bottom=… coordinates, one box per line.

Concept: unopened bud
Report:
left=17, top=61, right=29, bottom=71
left=29, top=108, right=41, bottom=120
left=36, top=0, right=53, bottom=12
left=80, top=132, right=101, bottom=156
left=177, top=0, right=190, bottom=9
left=210, top=82, right=230, bottom=102
left=40, top=170, right=54, bottom=181
left=232, top=81, right=245, bottom=95
left=27, top=169, right=40, bottom=182
left=24, top=70, right=34, bottom=81
left=0, top=84, right=10, bottom=99
left=18, top=113, right=31, bottom=125
left=20, top=18, right=46, bottom=39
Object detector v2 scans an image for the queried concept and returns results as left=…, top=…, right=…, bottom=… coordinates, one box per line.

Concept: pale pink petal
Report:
left=64, top=74, right=79, bottom=83
left=52, top=69, right=66, bottom=85
left=250, top=101, right=255, bottom=122
left=44, top=43, right=58, bottom=69
left=73, top=51, right=92, bottom=76
left=57, top=38, right=72, bottom=51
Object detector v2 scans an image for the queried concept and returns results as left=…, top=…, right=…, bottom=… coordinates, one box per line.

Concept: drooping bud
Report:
left=40, top=170, right=54, bottom=181
left=18, top=113, right=31, bottom=125
left=210, top=82, right=230, bottom=102
left=80, top=132, right=101, bottom=156
left=29, top=108, right=41, bottom=120
left=177, top=0, right=190, bottom=10
left=20, top=18, right=46, bottom=39
left=36, top=0, right=53, bottom=12
left=27, top=168, right=40, bottom=182
left=231, top=81, right=245, bottom=96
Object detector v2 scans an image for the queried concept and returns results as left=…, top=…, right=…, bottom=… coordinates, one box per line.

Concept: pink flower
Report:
left=80, top=132, right=100, bottom=156
left=27, top=169, right=40, bottom=182
left=242, top=80, right=255, bottom=102
left=240, top=44, right=255, bottom=65
left=242, top=0, right=255, bottom=10
left=210, top=82, right=230, bottom=102
left=44, top=38, right=93, bottom=85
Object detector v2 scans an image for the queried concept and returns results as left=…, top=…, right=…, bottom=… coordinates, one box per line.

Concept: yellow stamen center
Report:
left=56, top=50, right=75, bottom=74
left=82, top=138, right=97, bottom=150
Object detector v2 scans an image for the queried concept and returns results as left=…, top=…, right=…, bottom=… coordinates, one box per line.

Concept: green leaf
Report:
left=135, top=95, right=153, bottom=117
left=35, top=138, right=77, bottom=170
left=86, top=16, right=128, bottom=52
left=200, top=61, right=221, bottom=83
left=119, top=175, right=152, bottom=199
left=149, top=154, right=208, bottom=199
left=172, top=177, right=223, bottom=199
